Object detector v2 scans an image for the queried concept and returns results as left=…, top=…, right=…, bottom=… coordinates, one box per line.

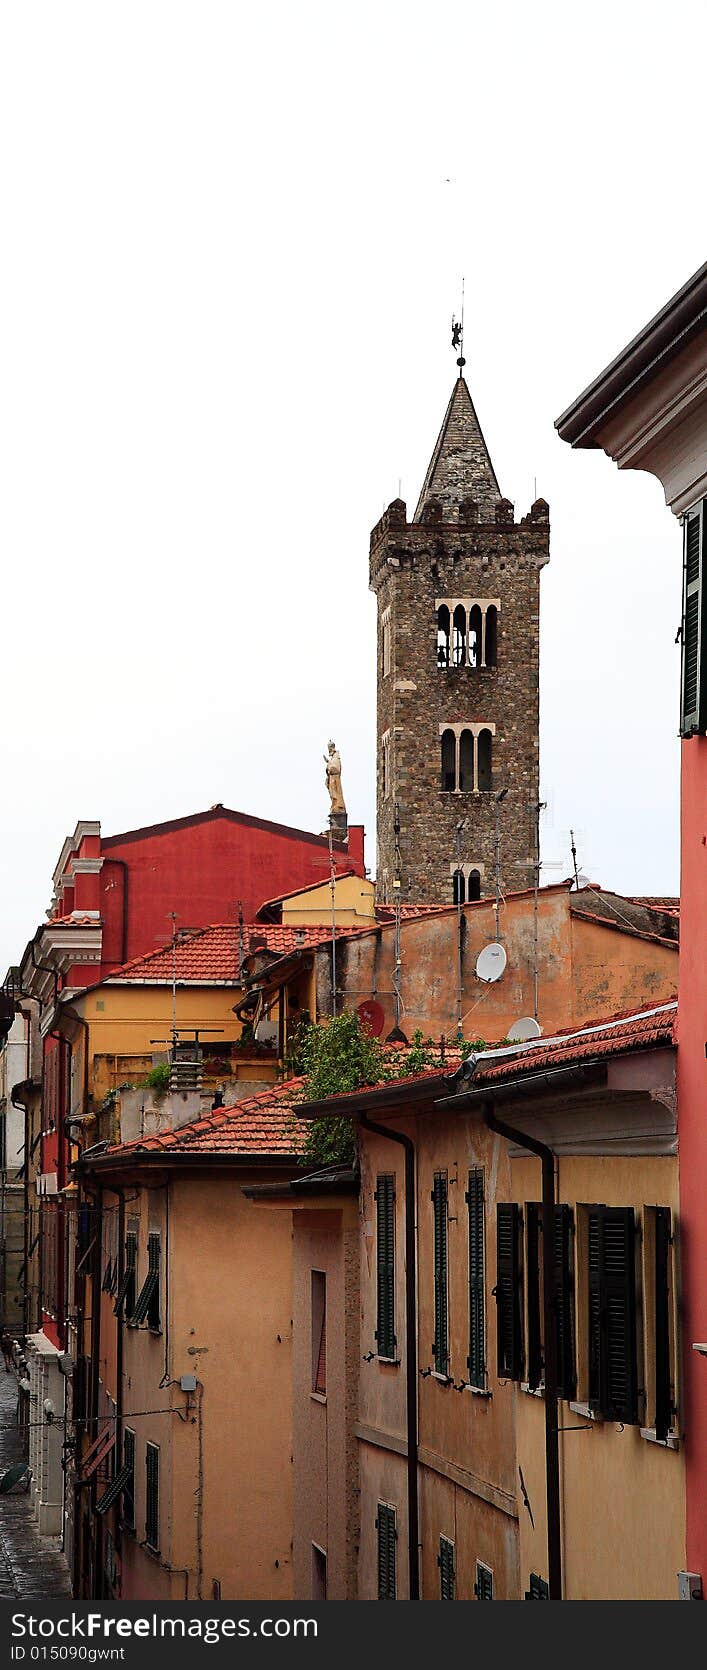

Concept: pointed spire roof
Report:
left=414, top=375, right=501, bottom=522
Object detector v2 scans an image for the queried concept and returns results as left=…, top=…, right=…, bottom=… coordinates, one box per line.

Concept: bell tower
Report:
left=370, top=362, right=549, bottom=905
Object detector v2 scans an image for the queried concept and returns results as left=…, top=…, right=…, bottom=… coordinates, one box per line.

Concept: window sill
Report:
left=310, top=1391, right=327, bottom=1405
left=466, top=1383, right=491, bottom=1399
left=142, top=1542, right=161, bottom=1561
left=377, top=1356, right=400, bottom=1368
left=569, top=1400, right=603, bottom=1422
left=640, top=1426, right=680, bottom=1451
left=432, top=1371, right=453, bottom=1387
left=521, top=1382, right=544, bottom=1399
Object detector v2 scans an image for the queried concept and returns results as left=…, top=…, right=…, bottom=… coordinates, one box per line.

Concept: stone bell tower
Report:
left=370, top=362, right=549, bottom=905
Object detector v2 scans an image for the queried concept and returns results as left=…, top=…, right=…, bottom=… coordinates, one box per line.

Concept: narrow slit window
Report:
left=468, top=868, right=481, bottom=902
left=375, top=1175, right=396, bottom=1360
left=440, top=729, right=456, bottom=793
left=485, top=605, right=498, bottom=667
left=469, top=603, right=483, bottom=668
left=432, top=1172, right=449, bottom=1375
left=452, top=604, right=467, bottom=667
left=459, top=729, right=474, bottom=793
left=311, top=1270, right=327, bottom=1395
left=477, top=728, right=493, bottom=792
left=436, top=604, right=451, bottom=668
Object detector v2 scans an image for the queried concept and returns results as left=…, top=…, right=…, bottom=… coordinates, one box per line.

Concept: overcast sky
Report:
left=1, top=1, right=704, bottom=972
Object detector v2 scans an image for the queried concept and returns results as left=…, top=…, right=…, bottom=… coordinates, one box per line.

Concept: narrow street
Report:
left=0, top=1368, right=71, bottom=1600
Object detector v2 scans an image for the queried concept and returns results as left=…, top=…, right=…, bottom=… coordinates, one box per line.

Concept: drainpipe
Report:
left=483, top=1102, right=562, bottom=1600
left=359, top=1113, right=419, bottom=1601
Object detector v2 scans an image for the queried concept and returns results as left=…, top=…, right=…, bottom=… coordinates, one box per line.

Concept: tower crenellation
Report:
left=371, top=374, right=549, bottom=906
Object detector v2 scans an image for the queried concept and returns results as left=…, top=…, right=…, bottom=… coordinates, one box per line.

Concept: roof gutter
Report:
left=441, top=1060, right=606, bottom=1108
left=76, top=1150, right=302, bottom=1174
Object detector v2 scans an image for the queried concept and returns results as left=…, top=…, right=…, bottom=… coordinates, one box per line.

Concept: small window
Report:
left=440, top=729, right=456, bottom=793
left=312, top=1543, right=327, bottom=1600
left=466, top=1168, right=486, bottom=1389
left=436, top=604, right=451, bottom=669
left=432, top=1172, right=449, bottom=1375
left=439, top=1535, right=455, bottom=1600
left=145, top=1442, right=159, bottom=1551
left=468, top=868, right=481, bottom=902
left=452, top=603, right=467, bottom=667
left=459, top=729, right=474, bottom=793
left=376, top=1502, right=396, bottom=1600
left=477, top=728, right=493, bottom=792
left=382, top=610, right=392, bottom=679
left=311, top=1271, right=326, bottom=1395
left=469, top=603, right=483, bottom=668
left=375, top=1175, right=396, bottom=1360
left=122, top=1428, right=135, bottom=1528
left=382, top=731, right=391, bottom=800
left=475, top=1561, right=493, bottom=1600
left=129, top=1232, right=161, bottom=1331
left=485, top=604, right=498, bottom=668
left=526, top=1572, right=549, bottom=1600
left=113, top=1231, right=137, bottom=1319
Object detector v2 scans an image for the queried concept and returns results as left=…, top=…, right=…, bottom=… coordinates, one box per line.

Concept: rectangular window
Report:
left=524, top=1203, right=576, bottom=1400
left=376, top=1502, right=396, bottom=1600
left=122, top=1428, right=135, bottom=1528
left=382, top=731, right=391, bottom=800
left=432, top=1172, right=449, bottom=1375
left=587, top=1205, right=638, bottom=1423
left=526, top=1573, right=549, bottom=1600
left=114, top=1230, right=137, bottom=1319
left=466, top=1168, right=485, bottom=1388
left=680, top=500, right=707, bottom=736
left=643, top=1205, right=677, bottom=1439
left=525, top=1201, right=543, bottom=1392
left=375, top=1174, right=396, bottom=1360
left=382, top=609, right=391, bottom=679
left=311, top=1270, right=326, bottom=1395
left=439, top=1536, right=455, bottom=1600
left=312, top=1544, right=327, bottom=1601
left=475, top=1561, right=493, bottom=1600
left=495, top=1203, right=523, bottom=1381
left=145, top=1442, right=160, bottom=1550
left=129, top=1232, right=161, bottom=1331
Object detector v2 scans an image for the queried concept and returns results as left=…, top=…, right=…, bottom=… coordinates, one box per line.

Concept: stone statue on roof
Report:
left=324, top=741, right=346, bottom=815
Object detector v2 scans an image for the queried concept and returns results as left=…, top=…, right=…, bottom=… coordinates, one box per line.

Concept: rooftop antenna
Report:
left=570, top=829, right=580, bottom=891
left=454, top=820, right=467, bottom=1040
left=328, top=826, right=337, bottom=1018
left=494, top=787, right=509, bottom=941
left=169, top=911, right=178, bottom=1045
left=237, top=900, right=245, bottom=980
left=451, top=277, right=465, bottom=375
left=392, top=802, right=403, bottom=1034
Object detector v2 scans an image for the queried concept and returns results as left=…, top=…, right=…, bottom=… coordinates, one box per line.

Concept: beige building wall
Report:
left=513, top=1153, right=685, bottom=1600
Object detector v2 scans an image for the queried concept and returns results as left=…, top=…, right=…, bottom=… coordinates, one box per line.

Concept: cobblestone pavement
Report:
left=0, top=1365, right=71, bottom=1599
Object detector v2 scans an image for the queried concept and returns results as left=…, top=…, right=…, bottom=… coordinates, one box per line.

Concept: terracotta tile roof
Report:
left=47, top=913, right=102, bottom=928
left=627, top=895, right=680, bottom=918
left=468, top=1002, right=677, bottom=1086
left=107, top=1077, right=308, bottom=1158
left=105, top=922, right=358, bottom=984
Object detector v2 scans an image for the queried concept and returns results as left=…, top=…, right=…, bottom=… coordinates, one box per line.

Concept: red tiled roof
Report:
left=107, top=1077, right=308, bottom=1158
left=469, top=1002, right=677, bottom=1086
left=105, top=922, right=358, bottom=984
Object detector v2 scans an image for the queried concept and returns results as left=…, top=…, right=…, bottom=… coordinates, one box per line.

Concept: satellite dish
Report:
left=357, top=999, right=385, bottom=1038
left=507, top=1016, right=542, bottom=1042
left=475, top=942, right=507, bottom=984
left=575, top=873, right=590, bottom=890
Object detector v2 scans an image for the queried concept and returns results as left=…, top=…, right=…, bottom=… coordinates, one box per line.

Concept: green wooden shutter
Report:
left=495, top=1203, right=522, bottom=1380
left=654, top=1206, right=672, bottom=1441
left=680, top=502, right=707, bottom=736
left=466, top=1167, right=485, bottom=1388
left=145, top=1442, right=159, bottom=1549
left=588, top=1207, right=602, bottom=1412
left=475, top=1561, right=493, bottom=1599
left=432, top=1173, right=449, bottom=1375
left=602, top=1207, right=638, bottom=1423
left=526, top=1202, right=542, bottom=1392
left=376, top=1503, right=396, bottom=1599
left=439, top=1536, right=455, bottom=1600
left=122, top=1428, right=135, bottom=1527
left=375, top=1175, right=396, bottom=1360
left=526, top=1572, right=549, bottom=1599
left=553, top=1205, right=576, bottom=1401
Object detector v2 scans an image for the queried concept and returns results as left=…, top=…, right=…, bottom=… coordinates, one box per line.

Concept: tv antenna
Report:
left=451, top=277, right=465, bottom=374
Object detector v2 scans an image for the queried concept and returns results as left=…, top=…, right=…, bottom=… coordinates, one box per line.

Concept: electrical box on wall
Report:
left=678, top=1571, right=703, bottom=1600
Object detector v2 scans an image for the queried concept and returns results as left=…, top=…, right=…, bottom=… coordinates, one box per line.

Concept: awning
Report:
left=95, top=1460, right=132, bottom=1517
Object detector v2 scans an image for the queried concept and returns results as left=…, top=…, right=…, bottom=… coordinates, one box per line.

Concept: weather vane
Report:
left=451, top=277, right=465, bottom=374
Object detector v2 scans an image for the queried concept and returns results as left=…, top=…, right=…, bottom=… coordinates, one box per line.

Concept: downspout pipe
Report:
left=359, top=1113, right=419, bottom=1601
left=483, top=1102, right=562, bottom=1600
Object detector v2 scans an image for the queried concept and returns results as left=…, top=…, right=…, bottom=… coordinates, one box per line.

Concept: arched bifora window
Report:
left=477, top=729, right=493, bottom=792
left=485, top=605, right=498, bottom=668
left=440, top=729, right=456, bottom=793
left=468, top=868, right=481, bottom=902
left=459, top=730, right=474, bottom=792
left=452, top=604, right=467, bottom=668
left=468, top=604, right=482, bottom=669
left=436, top=605, right=450, bottom=669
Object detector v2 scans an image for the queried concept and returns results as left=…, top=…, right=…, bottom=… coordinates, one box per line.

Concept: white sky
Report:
left=2, top=0, right=704, bottom=972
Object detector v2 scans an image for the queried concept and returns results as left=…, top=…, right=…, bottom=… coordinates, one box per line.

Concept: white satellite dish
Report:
left=475, top=942, right=507, bottom=983
left=507, top=1016, right=542, bottom=1042
left=575, top=873, right=590, bottom=890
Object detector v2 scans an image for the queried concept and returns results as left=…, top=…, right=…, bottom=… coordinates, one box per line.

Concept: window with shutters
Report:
left=121, top=1428, right=135, bottom=1528
left=432, top=1172, right=449, bottom=1375
left=475, top=1561, right=493, bottom=1600
left=145, top=1442, right=159, bottom=1551
left=524, top=1203, right=576, bottom=1400
left=311, top=1270, right=326, bottom=1395
left=642, top=1206, right=677, bottom=1441
left=114, top=1229, right=137, bottom=1320
left=526, top=1572, right=549, bottom=1600
left=584, top=1205, right=638, bottom=1423
left=680, top=500, right=707, bottom=736
left=375, top=1174, right=396, bottom=1360
left=376, top=1502, right=396, bottom=1600
left=438, top=1536, right=455, bottom=1600
left=466, top=1168, right=486, bottom=1389
left=129, top=1232, right=161, bottom=1332
left=495, top=1203, right=523, bottom=1381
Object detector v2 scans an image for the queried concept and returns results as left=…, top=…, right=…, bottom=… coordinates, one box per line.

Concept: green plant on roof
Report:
left=142, top=1062, right=171, bottom=1093
left=298, top=1011, right=383, bottom=1168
